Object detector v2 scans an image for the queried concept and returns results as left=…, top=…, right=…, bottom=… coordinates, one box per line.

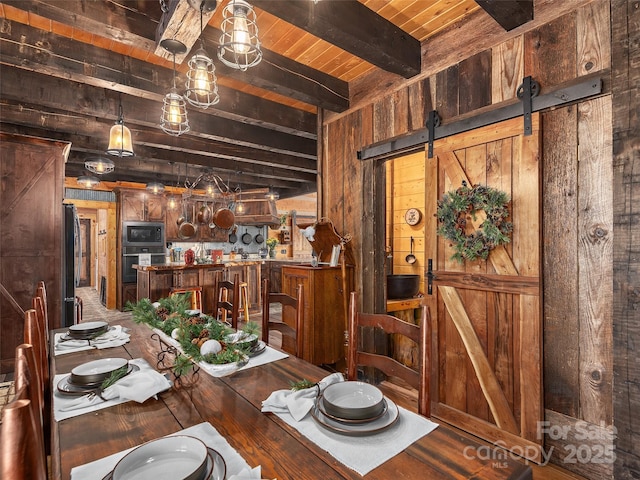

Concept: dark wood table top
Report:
left=50, top=319, right=532, bottom=480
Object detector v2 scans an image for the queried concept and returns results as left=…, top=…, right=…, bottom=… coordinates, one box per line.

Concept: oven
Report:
left=122, top=221, right=165, bottom=248
left=122, top=246, right=166, bottom=283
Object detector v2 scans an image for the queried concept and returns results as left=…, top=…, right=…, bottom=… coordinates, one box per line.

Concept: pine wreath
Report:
left=436, top=182, right=513, bottom=262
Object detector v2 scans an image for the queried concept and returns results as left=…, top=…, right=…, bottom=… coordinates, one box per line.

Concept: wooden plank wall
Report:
left=321, top=0, right=630, bottom=477
left=611, top=0, right=640, bottom=478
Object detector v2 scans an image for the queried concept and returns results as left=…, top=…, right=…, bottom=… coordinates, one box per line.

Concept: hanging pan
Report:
left=178, top=203, right=197, bottom=240
left=241, top=228, right=253, bottom=245
left=405, top=236, right=416, bottom=264
left=228, top=226, right=238, bottom=243
left=213, top=206, right=235, bottom=230
left=254, top=228, right=264, bottom=244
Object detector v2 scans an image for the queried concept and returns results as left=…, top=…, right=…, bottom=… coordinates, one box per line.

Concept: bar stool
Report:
left=214, top=274, right=250, bottom=329
left=170, top=286, right=203, bottom=311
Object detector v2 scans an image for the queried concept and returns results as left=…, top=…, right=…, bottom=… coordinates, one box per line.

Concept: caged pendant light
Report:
left=185, top=0, right=220, bottom=108
left=106, top=97, right=134, bottom=157
left=218, top=0, right=262, bottom=71
left=160, top=39, right=191, bottom=136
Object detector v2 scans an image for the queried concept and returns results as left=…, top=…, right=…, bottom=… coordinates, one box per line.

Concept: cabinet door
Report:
left=173, top=270, right=200, bottom=288
left=245, top=263, right=261, bottom=309
left=120, top=191, right=146, bottom=221
left=150, top=271, right=173, bottom=301
left=146, top=195, right=165, bottom=221
left=282, top=267, right=312, bottom=361
left=165, top=207, right=182, bottom=242
left=122, top=283, right=138, bottom=306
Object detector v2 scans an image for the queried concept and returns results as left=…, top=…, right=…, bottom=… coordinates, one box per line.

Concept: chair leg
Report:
left=240, top=284, right=250, bottom=323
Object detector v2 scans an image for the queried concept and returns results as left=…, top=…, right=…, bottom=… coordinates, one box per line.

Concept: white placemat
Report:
left=53, top=325, right=130, bottom=356
left=269, top=402, right=438, bottom=476
left=70, top=422, right=254, bottom=480
left=53, top=358, right=171, bottom=422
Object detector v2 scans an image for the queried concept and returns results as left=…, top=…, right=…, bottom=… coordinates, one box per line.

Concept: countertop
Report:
left=133, top=258, right=311, bottom=271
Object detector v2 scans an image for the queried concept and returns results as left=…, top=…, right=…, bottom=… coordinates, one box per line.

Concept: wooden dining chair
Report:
left=214, top=274, right=241, bottom=329
left=14, top=343, right=47, bottom=456
left=261, top=279, right=304, bottom=357
left=347, top=291, right=431, bottom=417
left=31, top=296, right=50, bottom=388
left=0, top=398, right=47, bottom=480
left=23, top=309, right=47, bottom=398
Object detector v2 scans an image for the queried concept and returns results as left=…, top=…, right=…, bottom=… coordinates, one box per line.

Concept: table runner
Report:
left=70, top=422, right=254, bottom=480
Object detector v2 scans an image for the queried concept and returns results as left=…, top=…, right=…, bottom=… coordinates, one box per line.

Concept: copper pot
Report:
left=197, top=202, right=212, bottom=225
left=213, top=207, right=235, bottom=230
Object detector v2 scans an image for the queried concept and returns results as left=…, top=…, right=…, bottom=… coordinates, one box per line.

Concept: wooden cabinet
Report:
left=282, top=265, right=353, bottom=365
left=0, top=134, right=68, bottom=372
left=172, top=269, right=200, bottom=288
left=122, top=283, right=138, bottom=307
left=118, top=189, right=165, bottom=222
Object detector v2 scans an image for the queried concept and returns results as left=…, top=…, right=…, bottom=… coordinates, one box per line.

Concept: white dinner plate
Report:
left=68, top=321, right=109, bottom=338
left=71, top=357, right=128, bottom=377
left=101, top=446, right=226, bottom=480
left=311, top=396, right=399, bottom=436
left=58, top=364, right=139, bottom=395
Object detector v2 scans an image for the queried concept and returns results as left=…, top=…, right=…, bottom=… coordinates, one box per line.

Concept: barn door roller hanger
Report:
left=358, top=75, right=602, bottom=161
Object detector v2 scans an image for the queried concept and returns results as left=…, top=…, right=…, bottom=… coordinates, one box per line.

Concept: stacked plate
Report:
left=57, top=357, right=135, bottom=396
left=312, top=381, right=399, bottom=436
left=67, top=321, right=109, bottom=340
left=103, top=435, right=226, bottom=480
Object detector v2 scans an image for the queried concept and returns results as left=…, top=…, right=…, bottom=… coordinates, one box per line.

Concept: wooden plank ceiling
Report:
left=0, top=0, right=532, bottom=198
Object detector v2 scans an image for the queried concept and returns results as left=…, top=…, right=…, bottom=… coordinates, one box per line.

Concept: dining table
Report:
left=50, top=317, right=533, bottom=480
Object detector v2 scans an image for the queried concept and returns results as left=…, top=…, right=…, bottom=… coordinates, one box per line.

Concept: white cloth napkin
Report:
left=261, top=372, right=344, bottom=421
left=228, top=466, right=262, bottom=480
left=53, top=358, right=172, bottom=421
left=70, top=422, right=254, bottom=480
left=54, top=325, right=130, bottom=355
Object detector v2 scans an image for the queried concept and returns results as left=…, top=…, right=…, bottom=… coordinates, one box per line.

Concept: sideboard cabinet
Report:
left=281, top=265, right=353, bottom=365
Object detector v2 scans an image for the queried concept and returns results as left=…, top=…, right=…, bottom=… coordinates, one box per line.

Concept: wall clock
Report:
left=404, top=208, right=422, bottom=226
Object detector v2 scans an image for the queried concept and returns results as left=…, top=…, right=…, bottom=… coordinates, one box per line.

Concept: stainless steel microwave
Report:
left=122, top=221, right=165, bottom=247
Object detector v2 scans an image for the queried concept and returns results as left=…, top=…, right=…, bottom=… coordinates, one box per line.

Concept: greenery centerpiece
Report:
left=126, top=294, right=259, bottom=375
left=436, top=182, right=513, bottom=263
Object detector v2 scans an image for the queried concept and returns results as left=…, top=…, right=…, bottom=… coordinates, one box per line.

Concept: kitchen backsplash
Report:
left=166, top=224, right=268, bottom=256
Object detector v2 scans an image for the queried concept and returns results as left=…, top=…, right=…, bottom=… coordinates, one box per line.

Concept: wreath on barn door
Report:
left=436, top=181, right=513, bottom=263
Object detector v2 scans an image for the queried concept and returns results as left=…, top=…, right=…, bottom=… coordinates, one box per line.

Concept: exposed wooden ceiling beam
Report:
left=1, top=0, right=349, bottom=112
left=0, top=65, right=315, bottom=158
left=250, top=0, right=421, bottom=78
left=154, top=0, right=217, bottom=62
left=0, top=20, right=317, bottom=136
left=475, top=0, right=534, bottom=31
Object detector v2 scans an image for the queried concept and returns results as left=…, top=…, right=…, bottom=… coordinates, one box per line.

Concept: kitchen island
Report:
left=134, top=258, right=307, bottom=315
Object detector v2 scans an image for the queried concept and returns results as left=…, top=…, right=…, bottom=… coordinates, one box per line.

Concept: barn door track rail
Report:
left=358, top=75, right=602, bottom=161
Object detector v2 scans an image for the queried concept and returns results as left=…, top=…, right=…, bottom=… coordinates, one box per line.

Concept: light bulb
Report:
left=232, top=9, right=251, bottom=54
left=193, top=63, right=211, bottom=95
left=95, top=161, right=105, bottom=173
left=168, top=98, right=182, bottom=125
left=168, top=196, right=177, bottom=210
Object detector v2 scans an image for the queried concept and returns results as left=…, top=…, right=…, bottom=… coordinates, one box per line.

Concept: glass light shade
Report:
left=265, top=190, right=279, bottom=201
left=218, top=0, right=262, bottom=71
left=185, top=48, right=220, bottom=108
left=106, top=121, right=134, bottom=157
left=235, top=201, right=245, bottom=213
left=77, top=175, right=100, bottom=189
left=146, top=181, right=165, bottom=194
left=167, top=194, right=178, bottom=210
left=85, top=156, right=115, bottom=175
left=161, top=88, right=190, bottom=136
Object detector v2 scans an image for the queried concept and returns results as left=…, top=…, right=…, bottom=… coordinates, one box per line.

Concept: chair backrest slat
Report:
left=347, top=291, right=431, bottom=417
left=261, top=279, right=304, bottom=357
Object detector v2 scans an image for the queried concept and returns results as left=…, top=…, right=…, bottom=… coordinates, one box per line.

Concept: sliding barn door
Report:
left=425, top=115, right=543, bottom=462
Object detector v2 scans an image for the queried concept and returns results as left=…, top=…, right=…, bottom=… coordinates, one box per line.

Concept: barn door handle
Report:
left=426, top=259, right=435, bottom=295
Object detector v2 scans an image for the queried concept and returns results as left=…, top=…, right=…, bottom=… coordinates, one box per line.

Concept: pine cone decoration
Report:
left=156, top=307, right=170, bottom=320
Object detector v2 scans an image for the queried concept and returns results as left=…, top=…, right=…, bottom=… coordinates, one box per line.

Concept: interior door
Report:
left=425, top=115, right=543, bottom=462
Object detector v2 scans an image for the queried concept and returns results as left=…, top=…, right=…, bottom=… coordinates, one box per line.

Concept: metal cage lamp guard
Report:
left=218, top=0, right=262, bottom=71
left=160, top=39, right=191, bottom=136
